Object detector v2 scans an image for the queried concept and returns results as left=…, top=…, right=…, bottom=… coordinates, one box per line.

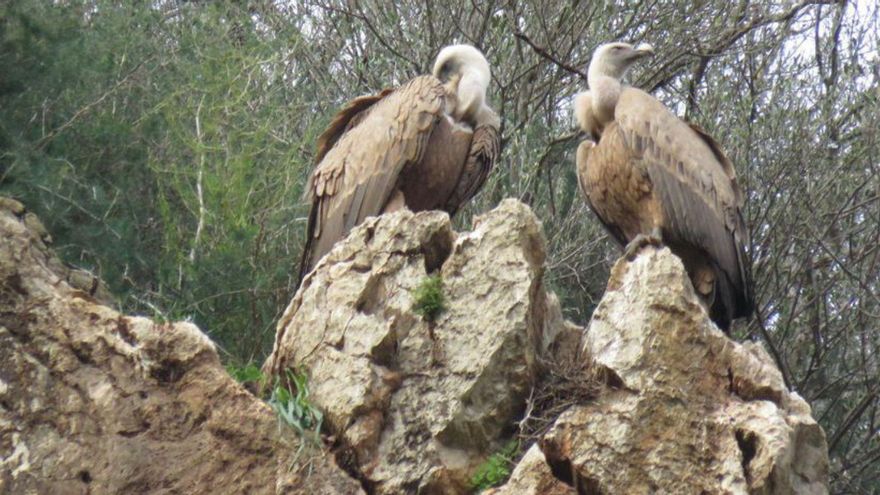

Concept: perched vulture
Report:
left=298, top=45, right=501, bottom=282
left=574, top=42, right=753, bottom=331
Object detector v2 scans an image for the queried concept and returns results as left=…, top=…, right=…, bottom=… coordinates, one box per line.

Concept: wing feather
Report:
left=298, top=76, right=446, bottom=283
left=615, top=87, right=753, bottom=319
left=313, top=88, right=394, bottom=166
left=444, top=123, right=500, bottom=215
left=576, top=139, right=629, bottom=246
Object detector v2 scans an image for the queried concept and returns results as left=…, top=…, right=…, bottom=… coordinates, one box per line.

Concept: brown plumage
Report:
left=575, top=42, right=753, bottom=331
left=298, top=45, right=501, bottom=283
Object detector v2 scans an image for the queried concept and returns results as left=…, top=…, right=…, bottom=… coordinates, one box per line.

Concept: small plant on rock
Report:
left=470, top=439, right=520, bottom=492
left=268, top=368, right=324, bottom=445
left=226, top=362, right=264, bottom=384
left=412, top=274, right=446, bottom=322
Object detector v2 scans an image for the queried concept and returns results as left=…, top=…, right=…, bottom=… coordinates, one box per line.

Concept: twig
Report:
left=513, top=31, right=588, bottom=81
left=189, top=95, right=207, bottom=264
left=36, top=57, right=151, bottom=150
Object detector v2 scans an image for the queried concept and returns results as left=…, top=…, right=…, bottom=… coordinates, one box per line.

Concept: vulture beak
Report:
left=630, top=43, right=655, bottom=60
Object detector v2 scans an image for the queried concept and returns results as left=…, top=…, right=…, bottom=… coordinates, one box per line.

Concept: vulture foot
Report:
left=624, top=229, right=662, bottom=260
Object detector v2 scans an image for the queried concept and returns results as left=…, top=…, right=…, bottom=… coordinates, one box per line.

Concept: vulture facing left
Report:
left=298, top=45, right=501, bottom=282
left=574, top=42, right=754, bottom=331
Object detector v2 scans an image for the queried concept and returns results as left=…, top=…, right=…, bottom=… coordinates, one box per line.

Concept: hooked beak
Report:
left=631, top=43, right=655, bottom=59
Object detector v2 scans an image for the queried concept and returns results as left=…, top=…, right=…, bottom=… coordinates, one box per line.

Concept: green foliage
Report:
left=412, top=274, right=446, bottom=321
left=268, top=369, right=323, bottom=444
left=226, top=362, right=264, bottom=385
left=0, top=1, right=322, bottom=360
left=470, top=440, right=520, bottom=493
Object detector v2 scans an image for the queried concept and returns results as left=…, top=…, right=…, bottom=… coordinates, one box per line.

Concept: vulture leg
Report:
left=624, top=226, right=663, bottom=260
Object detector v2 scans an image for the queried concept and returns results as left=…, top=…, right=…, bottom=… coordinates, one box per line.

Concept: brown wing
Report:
left=298, top=76, right=446, bottom=282
left=615, top=87, right=754, bottom=321
left=576, top=139, right=629, bottom=247
left=443, top=122, right=500, bottom=215
left=398, top=116, right=473, bottom=212
left=313, top=88, right=394, bottom=166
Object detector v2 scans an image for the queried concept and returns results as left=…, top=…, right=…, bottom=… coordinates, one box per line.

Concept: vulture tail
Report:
left=709, top=260, right=754, bottom=332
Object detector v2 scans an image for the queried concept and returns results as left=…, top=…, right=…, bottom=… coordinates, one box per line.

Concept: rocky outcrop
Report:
left=2, top=195, right=829, bottom=495
left=264, top=200, right=562, bottom=493
left=0, top=198, right=362, bottom=494
left=268, top=199, right=829, bottom=495
left=534, top=246, right=829, bottom=494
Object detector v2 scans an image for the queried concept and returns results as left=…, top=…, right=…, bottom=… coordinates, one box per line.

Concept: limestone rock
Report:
left=0, top=198, right=362, bottom=495
left=0, top=198, right=113, bottom=305
left=482, top=445, right=574, bottom=495
left=539, top=246, right=830, bottom=495
left=264, top=199, right=557, bottom=494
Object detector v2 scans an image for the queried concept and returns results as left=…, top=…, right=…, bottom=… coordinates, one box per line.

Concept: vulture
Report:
left=298, top=45, right=501, bottom=282
left=574, top=41, right=754, bottom=331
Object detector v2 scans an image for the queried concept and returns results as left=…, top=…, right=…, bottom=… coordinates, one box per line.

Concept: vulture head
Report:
left=588, top=42, right=655, bottom=83
left=432, top=44, right=496, bottom=127
left=585, top=41, right=654, bottom=129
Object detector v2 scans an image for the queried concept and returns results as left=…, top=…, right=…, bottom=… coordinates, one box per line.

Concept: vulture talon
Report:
left=624, top=232, right=662, bottom=261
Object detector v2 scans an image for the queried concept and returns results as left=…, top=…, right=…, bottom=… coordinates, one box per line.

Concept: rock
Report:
left=538, top=246, right=830, bottom=495
left=264, top=199, right=559, bottom=494
left=0, top=197, right=114, bottom=306
left=2, top=194, right=829, bottom=495
left=482, top=445, right=575, bottom=495
left=0, top=200, right=363, bottom=494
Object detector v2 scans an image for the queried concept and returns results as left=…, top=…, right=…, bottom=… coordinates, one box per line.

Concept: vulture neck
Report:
left=587, top=73, right=622, bottom=127
left=453, top=68, right=490, bottom=125
left=473, top=104, right=500, bottom=128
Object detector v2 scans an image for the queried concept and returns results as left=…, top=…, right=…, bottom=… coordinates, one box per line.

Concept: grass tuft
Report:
left=226, top=362, right=264, bottom=384
left=412, top=274, right=446, bottom=321
left=268, top=368, right=324, bottom=445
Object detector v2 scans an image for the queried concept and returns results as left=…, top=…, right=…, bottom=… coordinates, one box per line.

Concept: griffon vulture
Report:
left=298, top=45, right=501, bottom=282
left=574, top=42, right=753, bottom=331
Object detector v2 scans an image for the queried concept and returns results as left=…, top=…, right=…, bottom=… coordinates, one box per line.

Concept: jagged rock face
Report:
left=482, top=445, right=575, bottom=495
left=2, top=194, right=829, bottom=495
left=264, top=199, right=557, bottom=494
left=0, top=199, right=362, bottom=495
left=537, top=246, right=829, bottom=495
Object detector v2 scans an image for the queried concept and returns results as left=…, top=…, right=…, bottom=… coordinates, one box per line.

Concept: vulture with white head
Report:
left=298, top=45, right=500, bottom=282
left=574, top=41, right=753, bottom=331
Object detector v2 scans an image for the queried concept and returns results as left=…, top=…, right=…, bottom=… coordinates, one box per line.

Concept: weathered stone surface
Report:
left=3, top=194, right=830, bottom=495
left=0, top=199, right=113, bottom=306
left=264, top=199, right=557, bottom=494
left=482, top=445, right=575, bottom=495
left=0, top=198, right=362, bottom=495
left=539, top=246, right=830, bottom=495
